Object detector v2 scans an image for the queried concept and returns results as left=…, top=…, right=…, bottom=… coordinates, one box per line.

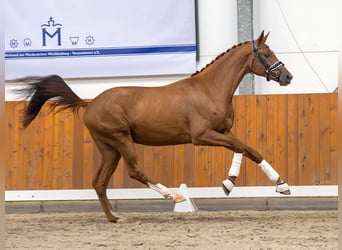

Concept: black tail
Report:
left=17, top=75, right=88, bottom=128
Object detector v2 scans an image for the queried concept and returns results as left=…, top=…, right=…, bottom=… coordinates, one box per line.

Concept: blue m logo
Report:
left=41, top=17, right=62, bottom=46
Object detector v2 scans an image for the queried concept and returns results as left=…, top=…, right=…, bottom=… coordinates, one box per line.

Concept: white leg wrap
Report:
left=222, top=179, right=235, bottom=195
left=258, top=160, right=280, bottom=183
left=148, top=183, right=177, bottom=200
left=276, top=181, right=290, bottom=193
left=228, top=153, right=243, bottom=177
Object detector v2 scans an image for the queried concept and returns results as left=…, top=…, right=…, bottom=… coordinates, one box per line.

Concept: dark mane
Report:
left=191, top=41, right=250, bottom=77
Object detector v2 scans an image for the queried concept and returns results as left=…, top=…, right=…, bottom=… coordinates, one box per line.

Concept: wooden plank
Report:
left=245, top=95, right=257, bottom=186
left=193, top=146, right=211, bottom=187
left=52, top=112, right=64, bottom=189
left=35, top=111, right=45, bottom=189
left=329, top=94, right=338, bottom=184
left=264, top=95, right=277, bottom=186
left=275, top=95, right=288, bottom=182
left=22, top=103, right=35, bottom=189
left=233, top=95, right=247, bottom=186
left=205, top=146, right=214, bottom=185
left=173, top=144, right=185, bottom=186
left=308, top=95, right=320, bottom=185
left=287, top=94, right=299, bottom=185
left=183, top=144, right=194, bottom=186
left=255, top=95, right=268, bottom=185
left=318, top=94, right=331, bottom=185
left=27, top=111, right=38, bottom=189
left=5, top=102, right=16, bottom=189
left=212, top=146, right=230, bottom=186
left=4, top=103, right=12, bottom=189
left=297, top=94, right=310, bottom=184
left=62, top=111, right=74, bottom=189
left=207, top=146, right=227, bottom=186
left=297, top=95, right=316, bottom=185
left=163, top=146, right=175, bottom=187
left=42, top=107, right=54, bottom=189
left=18, top=102, right=28, bottom=190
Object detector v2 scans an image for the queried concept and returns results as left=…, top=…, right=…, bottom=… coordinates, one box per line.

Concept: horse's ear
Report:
left=263, top=31, right=270, bottom=43
left=255, top=31, right=270, bottom=46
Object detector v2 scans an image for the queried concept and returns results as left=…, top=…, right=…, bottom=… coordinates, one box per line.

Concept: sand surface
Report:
left=6, top=210, right=337, bottom=249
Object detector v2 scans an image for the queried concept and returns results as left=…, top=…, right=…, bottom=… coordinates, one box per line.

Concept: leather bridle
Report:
left=251, top=40, right=284, bottom=81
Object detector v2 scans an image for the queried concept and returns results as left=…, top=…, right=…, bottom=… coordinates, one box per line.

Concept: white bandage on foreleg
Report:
left=148, top=183, right=177, bottom=200
left=228, top=153, right=243, bottom=177
left=258, top=160, right=280, bottom=182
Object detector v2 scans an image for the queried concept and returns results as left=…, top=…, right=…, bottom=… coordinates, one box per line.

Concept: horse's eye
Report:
left=264, top=53, right=270, bottom=58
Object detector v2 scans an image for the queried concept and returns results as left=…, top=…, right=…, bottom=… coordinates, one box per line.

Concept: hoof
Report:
left=107, top=212, right=127, bottom=223
left=276, top=181, right=291, bottom=195
left=173, top=194, right=186, bottom=203
left=108, top=216, right=127, bottom=223
left=107, top=217, right=119, bottom=223
left=280, top=190, right=291, bottom=195
left=116, top=216, right=128, bottom=224
left=222, top=179, right=235, bottom=196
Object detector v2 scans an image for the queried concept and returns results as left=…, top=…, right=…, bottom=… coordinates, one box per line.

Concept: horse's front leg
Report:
left=222, top=151, right=290, bottom=196
left=192, top=129, right=290, bottom=195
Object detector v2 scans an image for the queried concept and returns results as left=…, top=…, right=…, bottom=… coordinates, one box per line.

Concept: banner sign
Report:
left=5, top=0, right=196, bottom=79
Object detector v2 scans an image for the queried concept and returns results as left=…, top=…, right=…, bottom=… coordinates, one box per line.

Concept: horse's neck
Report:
left=196, top=44, right=251, bottom=103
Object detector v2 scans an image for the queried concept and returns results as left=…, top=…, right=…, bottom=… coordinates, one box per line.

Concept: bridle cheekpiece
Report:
left=251, top=40, right=284, bottom=81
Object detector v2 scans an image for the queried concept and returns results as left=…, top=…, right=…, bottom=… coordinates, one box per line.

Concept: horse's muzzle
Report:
left=278, top=70, right=293, bottom=86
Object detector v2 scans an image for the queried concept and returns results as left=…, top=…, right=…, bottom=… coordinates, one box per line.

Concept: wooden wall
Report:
left=5, top=93, right=338, bottom=190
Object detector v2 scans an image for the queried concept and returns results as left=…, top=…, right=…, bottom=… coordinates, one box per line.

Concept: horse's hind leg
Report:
left=112, top=135, right=185, bottom=203
left=92, top=138, right=123, bottom=223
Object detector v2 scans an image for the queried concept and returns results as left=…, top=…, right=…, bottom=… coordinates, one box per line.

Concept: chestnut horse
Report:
left=19, top=31, right=292, bottom=222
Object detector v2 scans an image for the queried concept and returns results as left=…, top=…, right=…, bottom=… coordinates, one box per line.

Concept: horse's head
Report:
left=249, top=31, right=293, bottom=86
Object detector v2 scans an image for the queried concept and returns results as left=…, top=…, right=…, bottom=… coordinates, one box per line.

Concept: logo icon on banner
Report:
left=41, top=17, right=62, bottom=46
left=9, top=39, right=19, bottom=49
left=85, top=35, right=95, bottom=46
left=69, top=37, right=79, bottom=45
left=23, top=38, right=32, bottom=47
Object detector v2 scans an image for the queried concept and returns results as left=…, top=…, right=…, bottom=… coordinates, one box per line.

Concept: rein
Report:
left=251, top=41, right=284, bottom=81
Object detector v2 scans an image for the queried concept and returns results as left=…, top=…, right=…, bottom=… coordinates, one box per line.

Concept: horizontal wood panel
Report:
left=5, top=94, right=338, bottom=190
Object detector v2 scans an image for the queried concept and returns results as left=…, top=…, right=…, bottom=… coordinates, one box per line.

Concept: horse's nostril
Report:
left=286, top=73, right=293, bottom=81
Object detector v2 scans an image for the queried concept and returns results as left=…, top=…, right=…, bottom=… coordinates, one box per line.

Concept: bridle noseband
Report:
left=251, top=41, right=284, bottom=81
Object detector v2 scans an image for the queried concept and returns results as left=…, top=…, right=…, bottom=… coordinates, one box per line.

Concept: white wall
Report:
left=196, top=0, right=237, bottom=71
left=253, top=0, right=338, bottom=94
left=5, top=0, right=338, bottom=100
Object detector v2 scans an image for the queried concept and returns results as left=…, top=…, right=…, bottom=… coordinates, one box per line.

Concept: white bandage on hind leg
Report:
left=258, top=160, right=280, bottom=183
left=148, top=183, right=177, bottom=200
left=228, top=153, right=243, bottom=177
